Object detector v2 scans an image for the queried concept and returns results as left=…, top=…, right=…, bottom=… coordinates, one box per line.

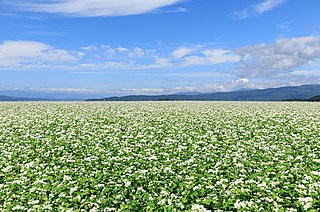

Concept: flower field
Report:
left=1, top=101, right=320, bottom=211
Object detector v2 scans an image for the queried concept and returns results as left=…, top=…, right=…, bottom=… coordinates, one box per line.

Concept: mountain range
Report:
left=87, top=84, right=320, bottom=102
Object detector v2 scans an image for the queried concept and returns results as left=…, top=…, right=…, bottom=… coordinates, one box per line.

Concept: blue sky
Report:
left=0, top=0, right=320, bottom=96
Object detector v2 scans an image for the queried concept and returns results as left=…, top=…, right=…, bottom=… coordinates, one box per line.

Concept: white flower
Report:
left=158, top=199, right=166, bottom=205
left=298, top=197, right=313, bottom=210
left=287, top=155, right=294, bottom=160
left=234, top=199, right=242, bottom=209
left=70, top=186, right=78, bottom=194
left=191, top=204, right=211, bottom=212
left=177, top=202, right=184, bottom=209
left=311, top=171, right=320, bottom=176
left=63, top=175, right=72, bottom=181
left=2, top=165, right=14, bottom=172
left=12, top=205, right=26, bottom=210
left=304, top=202, right=312, bottom=210
left=161, top=190, right=169, bottom=196
left=28, top=200, right=39, bottom=205
left=124, top=179, right=131, bottom=187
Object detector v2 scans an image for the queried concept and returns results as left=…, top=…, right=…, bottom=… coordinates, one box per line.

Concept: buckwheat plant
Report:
left=0, top=101, right=320, bottom=211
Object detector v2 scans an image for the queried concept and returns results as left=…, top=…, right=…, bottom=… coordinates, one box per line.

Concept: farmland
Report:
left=0, top=102, right=320, bottom=211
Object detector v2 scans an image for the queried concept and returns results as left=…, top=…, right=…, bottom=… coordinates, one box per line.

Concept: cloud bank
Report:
left=2, top=36, right=320, bottom=92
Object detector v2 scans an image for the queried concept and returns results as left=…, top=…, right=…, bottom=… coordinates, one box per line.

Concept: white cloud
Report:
left=117, top=47, right=129, bottom=53
left=8, top=87, right=99, bottom=94
left=291, top=70, right=320, bottom=76
left=233, top=36, right=320, bottom=77
left=115, top=88, right=165, bottom=95
left=15, top=0, right=186, bottom=17
left=152, top=7, right=188, bottom=14
left=171, top=46, right=240, bottom=66
left=0, top=40, right=81, bottom=69
left=102, top=80, right=251, bottom=95
left=115, top=78, right=255, bottom=95
left=254, top=0, right=287, bottom=14
left=181, top=49, right=240, bottom=66
left=182, top=55, right=205, bottom=66
left=203, top=49, right=240, bottom=64
left=172, top=47, right=194, bottom=58
left=163, top=72, right=232, bottom=78
left=129, top=47, right=145, bottom=57
left=0, top=39, right=242, bottom=72
left=71, top=44, right=240, bottom=71
left=6, top=78, right=315, bottom=96
left=233, top=0, right=288, bottom=19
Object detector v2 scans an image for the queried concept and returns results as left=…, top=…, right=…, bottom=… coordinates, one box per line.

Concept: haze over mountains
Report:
left=1, top=84, right=320, bottom=102
left=0, top=90, right=105, bottom=101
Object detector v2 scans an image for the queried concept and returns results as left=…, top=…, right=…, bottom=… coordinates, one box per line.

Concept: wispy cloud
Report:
left=255, top=0, right=287, bottom=14
left=0, top=13, right=20, bottom=18
left=233, top=0, right=288, bottom=19
left=10, top=0, right=187, bottom=17
left=152, top=7, right=188, bottom=14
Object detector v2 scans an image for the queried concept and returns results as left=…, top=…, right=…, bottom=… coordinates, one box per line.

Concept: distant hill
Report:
left=87, top=84, right=320, bottom=102
left=283, top=95, right=320, bottom=102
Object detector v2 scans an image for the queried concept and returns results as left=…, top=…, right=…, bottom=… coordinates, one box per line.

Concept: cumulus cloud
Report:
left=233, top=0, right=288, bottom=19
left=233, top=36, right=320, bottom=77
left=14, top=0, right=186, bottom=17
left=0, top=40, right=81, bottom=69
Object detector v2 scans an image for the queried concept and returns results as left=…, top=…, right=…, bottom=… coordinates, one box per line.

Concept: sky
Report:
left=0, top=0, right=320, bottom=97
